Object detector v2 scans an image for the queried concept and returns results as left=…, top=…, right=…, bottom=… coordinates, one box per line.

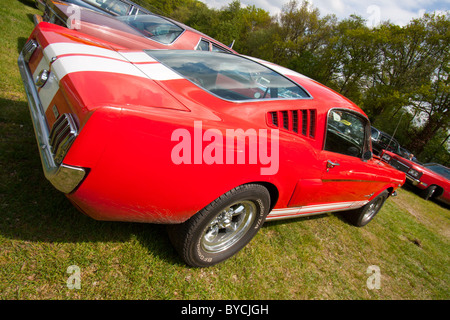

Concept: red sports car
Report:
left=381, top=150, right=450, bottom=205
left=18, top=22, right=405, bottom=267
left=38, top=0, right=236, bottom=53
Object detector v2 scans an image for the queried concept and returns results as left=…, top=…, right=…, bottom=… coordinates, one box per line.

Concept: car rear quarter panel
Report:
left=63, top=101, right=404, bottom=224
left=64, top=106, right=310, bottom=223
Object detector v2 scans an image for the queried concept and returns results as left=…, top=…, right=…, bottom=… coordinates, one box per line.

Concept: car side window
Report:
left=211, top=44, right=231, bottom=53
left=324, top=110, right=366, bottom=158
left=196, top=40, right=210, bottom=51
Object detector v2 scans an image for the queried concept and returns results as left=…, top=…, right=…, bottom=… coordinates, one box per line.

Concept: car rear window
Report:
left=146, top=50, right=311, bottom=101
left=117, top=15, right=184, bottom=44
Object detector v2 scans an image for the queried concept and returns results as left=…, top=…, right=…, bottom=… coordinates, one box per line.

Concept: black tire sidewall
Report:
left=422, top=185, right=437, bottom=200
left=184, top=185, right=270, bottom=267
left=356, top=191, right=388, bottom=227
left=344, top=190, right=388, bottom=227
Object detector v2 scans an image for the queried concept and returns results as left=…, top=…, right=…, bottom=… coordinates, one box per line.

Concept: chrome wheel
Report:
left=361, top=196, right=383, bottom=225
left=167, top=184, right=270, bottom=267
left=201, top=201, right=257, bottom=254
left=343, top=190, right=388, bottom=227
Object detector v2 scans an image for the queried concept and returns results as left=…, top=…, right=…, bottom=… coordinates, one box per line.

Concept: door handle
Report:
left=326, top=160, right=340, bottom=171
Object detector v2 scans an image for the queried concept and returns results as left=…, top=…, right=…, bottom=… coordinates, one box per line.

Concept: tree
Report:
left=274, top=0, right=337, bottom=84
left=362, top=14, right=449, bottom=128
left=329, top=16, right=378, bottom=102
left=403, top=13, right=450, bottom=155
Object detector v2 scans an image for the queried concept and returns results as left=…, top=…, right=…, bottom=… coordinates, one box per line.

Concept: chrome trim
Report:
left=23, top=39, right=38, bottom=62
left=18, top=50, right=86, bottom=194
left=49, top=113, right=78, bottom=164
left=266, top=200, right=369, bottom=221
left=35, top=69, right=49, bottom=87
left=405, top=175, right=420, bottom=186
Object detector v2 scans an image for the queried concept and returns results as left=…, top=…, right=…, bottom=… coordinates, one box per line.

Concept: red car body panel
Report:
left=381, top=150, right=450, bottom=204
left=19, top=22, right=405, bottom=224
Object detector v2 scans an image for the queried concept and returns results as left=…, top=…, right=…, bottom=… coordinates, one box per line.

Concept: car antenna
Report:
left=229, top=40, right=235, bottom=49
left=386, top=113, right=404, bottom=154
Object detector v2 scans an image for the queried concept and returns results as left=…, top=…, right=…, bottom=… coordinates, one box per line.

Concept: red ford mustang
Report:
left=18, top=22, right=405, bottom=267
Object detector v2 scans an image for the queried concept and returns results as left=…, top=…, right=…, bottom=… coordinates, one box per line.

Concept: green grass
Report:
left=1, top=0, right=449, bottom=300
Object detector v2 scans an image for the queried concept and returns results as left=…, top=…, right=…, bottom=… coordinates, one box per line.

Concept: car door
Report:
left=318, top=109, right=380, bottom=203
left=287, top=108, right=383, bottom=208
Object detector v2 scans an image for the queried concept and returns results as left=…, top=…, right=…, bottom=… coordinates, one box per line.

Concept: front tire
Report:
left=421, top=185, right=437, bottom=200
left=343, top=190, right=389, bottom=227
left=167, top=184, right=270, bottom=267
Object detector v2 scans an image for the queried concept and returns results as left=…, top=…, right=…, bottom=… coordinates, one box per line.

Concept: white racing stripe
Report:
left=44, top=43, right=159, bottom=64
left=44, top=42, right=127, bottom=61
left=51, top=55, right=148, bottom=80
left=43, top=42, right=183, bottom=81
left=36, top=43, right=184, bottom=112
left=118, top=51, right=157, bottom=63
left=51, top=54, right=183, bottom=81
left=138, top=63, right=183, bottom=81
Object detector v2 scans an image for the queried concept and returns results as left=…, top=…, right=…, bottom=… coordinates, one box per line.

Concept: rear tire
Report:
left=343, top=190, right=389, bottom=227
left=167, top=184, right=270, bottom=267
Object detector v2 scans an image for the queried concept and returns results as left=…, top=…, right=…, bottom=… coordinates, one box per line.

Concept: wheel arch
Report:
left=248, top=181, right=279, bottom=212
left=433, top=185, right=444, bottom=198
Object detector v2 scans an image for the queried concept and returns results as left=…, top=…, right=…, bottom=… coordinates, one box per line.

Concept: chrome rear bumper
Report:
left=18, top=50, right=86, bottom=194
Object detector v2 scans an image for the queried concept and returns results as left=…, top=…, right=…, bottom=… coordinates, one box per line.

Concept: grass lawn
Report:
left=0, top=0, right=449, bottom=300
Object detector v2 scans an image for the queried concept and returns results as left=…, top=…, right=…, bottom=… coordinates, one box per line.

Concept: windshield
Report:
left=117, top=15, right=184, bottom=44
left=146, top=50, right=311, bottom=101
left=424, top=164, right=450, bottom=180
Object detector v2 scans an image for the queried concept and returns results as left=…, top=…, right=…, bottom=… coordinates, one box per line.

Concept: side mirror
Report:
left=363, top=150, right=372, bottom=161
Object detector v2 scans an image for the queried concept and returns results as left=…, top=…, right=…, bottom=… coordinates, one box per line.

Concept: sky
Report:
left=199, top=0, right=449, bottom=26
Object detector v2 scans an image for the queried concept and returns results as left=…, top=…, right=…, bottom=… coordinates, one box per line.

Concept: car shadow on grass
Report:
left=17, top=0, right=37, bottom=10
left=0, top=96, right=182, bottom=265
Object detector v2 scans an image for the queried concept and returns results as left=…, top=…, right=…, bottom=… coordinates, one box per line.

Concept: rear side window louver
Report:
left=268, top=109, right=316, bottom=138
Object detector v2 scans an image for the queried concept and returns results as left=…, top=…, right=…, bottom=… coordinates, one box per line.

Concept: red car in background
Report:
left=381, top=150, right=450, bottom=204
left=36, top=0, right=152, bottom=16
left=36, top=0, right=236, bottom=53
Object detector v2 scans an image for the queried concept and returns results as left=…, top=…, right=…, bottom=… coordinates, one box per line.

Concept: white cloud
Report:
left=199, top=0, right=450, bottom=26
